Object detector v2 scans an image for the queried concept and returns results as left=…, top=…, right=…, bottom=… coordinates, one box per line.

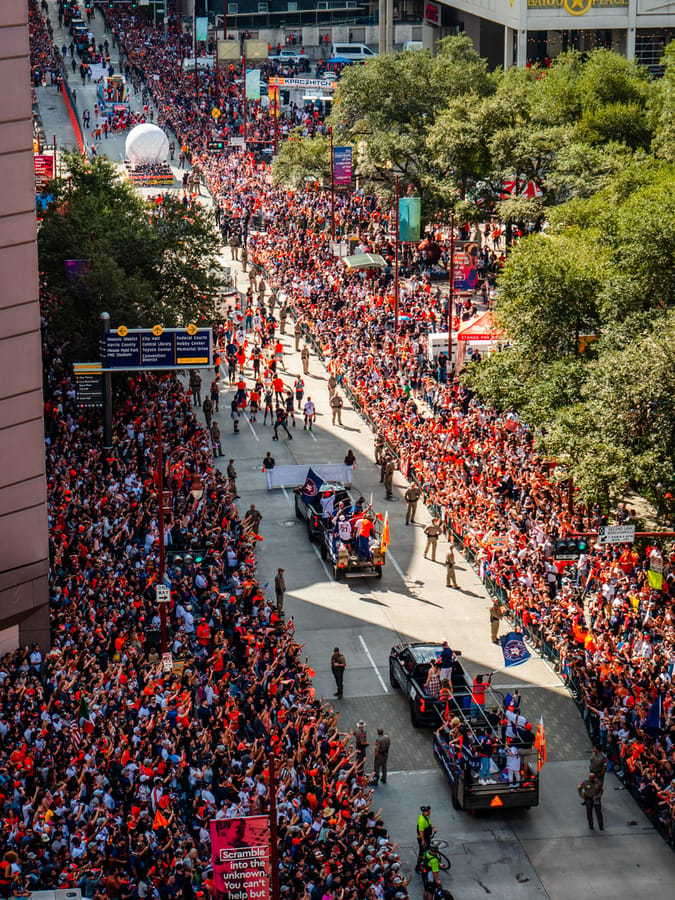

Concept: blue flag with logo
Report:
left=645, top=694, right=662, bottom=737
left=301, top=468, right=325, bottom=509
left=500, top=632, right=531, bottom=668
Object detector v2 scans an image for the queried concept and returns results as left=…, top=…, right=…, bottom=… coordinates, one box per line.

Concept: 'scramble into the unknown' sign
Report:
left=210, top=816, right=271, bottom=900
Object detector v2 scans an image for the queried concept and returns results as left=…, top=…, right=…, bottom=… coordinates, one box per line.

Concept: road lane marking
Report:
left=359, top=634, right=388, bottom=693
left=281, top=486, right=290, bottom=504
left=388, top=769, right=437, bottom=777
left=388, top=550, right=405, bottom=580
left=311, top=543, right=332, bottom=580
left=242, top=413, right=260, bottom=441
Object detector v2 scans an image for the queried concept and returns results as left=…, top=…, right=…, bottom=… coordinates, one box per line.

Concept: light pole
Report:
left=394, top=174, right=399, bottom=333
left=155, top=413, right=205, bottom=654
left=329, top=125, right=335, bottom=241
left=448, top=211, right=455, bottom=372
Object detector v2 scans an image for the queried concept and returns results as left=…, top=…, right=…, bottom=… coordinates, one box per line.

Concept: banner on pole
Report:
left=196, top=17, right=209, bottom=42
left=398, top=197, right=421, bottom=242
left=333, top=145, right=353, bottom=187
left=246, top=69, right=261, bottom=101
left=210, top=816, right=271, bottom=900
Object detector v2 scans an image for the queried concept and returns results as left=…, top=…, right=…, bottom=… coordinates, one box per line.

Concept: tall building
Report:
left=434, top=0, right=675, bottom=71
left=0, top=0, right=50, bottom=653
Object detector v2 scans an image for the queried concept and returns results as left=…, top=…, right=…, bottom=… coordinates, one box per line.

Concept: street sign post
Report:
left=598, top=525, right=636, bottom=544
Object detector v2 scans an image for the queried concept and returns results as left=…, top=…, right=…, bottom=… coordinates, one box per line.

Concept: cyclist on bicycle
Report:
left=420, top=845, right=443, bottom=899
left=417, top=804, right=434, bottom=855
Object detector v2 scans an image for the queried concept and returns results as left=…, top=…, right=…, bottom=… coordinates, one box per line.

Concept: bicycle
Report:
left=427, top=838, right=452, bottom=871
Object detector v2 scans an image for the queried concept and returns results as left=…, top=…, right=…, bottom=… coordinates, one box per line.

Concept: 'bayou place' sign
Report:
left=528, top=0, right=627, bottom=12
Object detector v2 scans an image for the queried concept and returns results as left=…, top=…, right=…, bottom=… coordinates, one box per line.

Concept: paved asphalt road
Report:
left=35, top=4, right=675, bottom=897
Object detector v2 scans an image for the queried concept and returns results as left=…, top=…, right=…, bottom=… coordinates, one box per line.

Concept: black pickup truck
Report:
left=388, top=642, right=470, bottom=726
left=294, top=483, right=385, bottom=580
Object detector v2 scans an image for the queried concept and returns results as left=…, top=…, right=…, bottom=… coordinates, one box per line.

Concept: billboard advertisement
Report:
left=210, top=816, right=271, bottom=900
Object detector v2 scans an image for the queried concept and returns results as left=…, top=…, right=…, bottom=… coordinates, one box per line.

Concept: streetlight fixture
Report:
left=155, top=412, right=207, bottom=654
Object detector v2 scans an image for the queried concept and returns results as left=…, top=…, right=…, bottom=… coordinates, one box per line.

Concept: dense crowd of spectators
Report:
left=29, top=0, right=61, bottom=85
left=189, top=144, right=675, bottom=843
left=21, top=13, right=675, bottom=900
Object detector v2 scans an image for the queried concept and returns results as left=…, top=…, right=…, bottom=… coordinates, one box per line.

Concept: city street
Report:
left=34, top=5, right=675, bottom=898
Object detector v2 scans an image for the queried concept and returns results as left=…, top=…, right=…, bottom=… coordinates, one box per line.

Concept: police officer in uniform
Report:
left=423, top=518, right=441, bottom=561
left=372, top=728, right=391, bottom=784
left=490, top=597, right=502, bottom=644
left=384, top=457, right=396, bottom=501
left=445, top=541, right=459, bottom=589
left=578, top=772, right=604, bottom=830
left=354, top=720, right=369, bottom=773
left=331, top=646, right=346, bottom=699
left=405, top=484, right=421, bottom=525
left=374, top=432, right=385, bottom=467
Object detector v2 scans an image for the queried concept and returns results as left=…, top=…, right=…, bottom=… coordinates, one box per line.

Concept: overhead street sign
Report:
left=102, top=327, right=213, bottom=371
left=268, top=77, right=335, bottom=90
left=598, top=524, right=636, bottom=544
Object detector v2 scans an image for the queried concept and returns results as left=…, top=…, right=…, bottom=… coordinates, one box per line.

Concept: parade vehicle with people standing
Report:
left=432, top=675, right=541, bottom=811
left=389, top=641, right=470, bottom=727
left=294, top=469, right=387, bottom=580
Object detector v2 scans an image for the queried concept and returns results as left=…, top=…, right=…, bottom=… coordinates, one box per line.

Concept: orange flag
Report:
left=534, top=716, right=546, bottom=770
left=153, top=810, right=169, bottom=830
left=380, top=511, right=390, bottom=552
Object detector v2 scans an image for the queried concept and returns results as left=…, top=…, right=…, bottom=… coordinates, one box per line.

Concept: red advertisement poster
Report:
left=210, top=816, right=271, bottom=900
left=34, top=153, right=54, bottom=186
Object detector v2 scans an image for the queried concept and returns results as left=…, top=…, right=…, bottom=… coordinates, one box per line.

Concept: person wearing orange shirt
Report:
left=356, top=515, right=375, bottom=561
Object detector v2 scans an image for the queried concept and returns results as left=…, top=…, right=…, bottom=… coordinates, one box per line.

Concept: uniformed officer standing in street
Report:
left=384, top=457, right=395, bottom=501
left=445, top=541, right=459, bottom=589
left=578, top=772, right=604, bottom=830
left=330, top=392, right=344, bottom=425
left=374, top=432, right=385, bottom=467
left=423, top=518, right=441, bottom=561
left=354, top=720, right=369, bottom=773
left=274, top=567, right=286, bottom=614
left=589, top=746, right=607, bottom=784
left=372, top=728, right=391, bottom=785
left=331, top=646, right=346, bottom=699
left=301, top=344, right=311, bottom=375
left=405, top=484, right=421, bottom=525
left=490, top=597, right=502, bottom=643
left=294, top=320, right=303, bottom=351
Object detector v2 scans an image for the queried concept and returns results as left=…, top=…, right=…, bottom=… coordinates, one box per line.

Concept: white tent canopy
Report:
left=125, top=123, right=170, bottom=166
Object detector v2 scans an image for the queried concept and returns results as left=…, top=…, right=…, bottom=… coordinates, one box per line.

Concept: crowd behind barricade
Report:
left=0, top=304, right=411, bottom=900
left=185, top=147, right=675, bottom=844
left=27, top=0, right=675, bottom=862
left=29, top=0, right=61, bottom=87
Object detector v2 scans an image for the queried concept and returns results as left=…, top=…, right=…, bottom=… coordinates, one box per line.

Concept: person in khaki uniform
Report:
left=445, top=542, right=459, bottom=589
left=294, top=322, right=303, bottom=351
left=384, top=457, right=395, bottom=500
left=423, top=518, right=441, bottom=561
left=330, top=393, right=344, bottom=425
left=301, top=344, right=310, bottom=375
left=372, top=728, right=391, bottom=785
left=490, top=597, right=502, bottom=643
left=327, top=373, right=338, bottom=398
left=405, top=484, right=421, bottom=525
left=578, top=772, right=604, bottom=830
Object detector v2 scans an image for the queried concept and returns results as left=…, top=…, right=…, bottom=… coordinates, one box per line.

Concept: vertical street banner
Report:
left=211, top=816, right=271, bottom=900
left=196, top=17, right=209, bottom=42
left=246, top=69, right=261, bottom=101
left=333, top=146, right=353, bottom=187
left=398, top=197, right=421, bottom=242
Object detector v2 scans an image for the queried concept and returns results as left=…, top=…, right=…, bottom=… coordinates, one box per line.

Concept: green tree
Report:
left=494, top=230, right=606, bottom=359
left=38, top=154, right=222, bottom=356
left=272, top=129, right=331, bottom=188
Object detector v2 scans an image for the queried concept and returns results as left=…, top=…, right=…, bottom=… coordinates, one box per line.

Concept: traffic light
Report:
left=207, top=140, right=225, bottom=152
left=554, top=537, right=589, bottom=560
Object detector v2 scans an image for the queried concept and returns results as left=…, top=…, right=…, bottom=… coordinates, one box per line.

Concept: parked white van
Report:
left=331, top=43, right=377, bottom=61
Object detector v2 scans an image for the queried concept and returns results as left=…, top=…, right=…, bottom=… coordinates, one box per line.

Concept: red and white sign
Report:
left=211, top=816, right=271, bottom=900
left=424, top=2, right=441, bottom=25
left=34, top=153, right=54, bottom=185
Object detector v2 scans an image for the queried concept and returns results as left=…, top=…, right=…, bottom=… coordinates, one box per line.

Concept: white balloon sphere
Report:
left=125, top=123, right=170, bottom=166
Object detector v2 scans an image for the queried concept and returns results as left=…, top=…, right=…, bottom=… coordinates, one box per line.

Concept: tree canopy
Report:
left=269, top=41, right=675, bottom=510
left=38, top=153, right=222, bottom=357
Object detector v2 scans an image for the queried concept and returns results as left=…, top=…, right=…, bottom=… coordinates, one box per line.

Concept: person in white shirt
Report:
left=303, top=397, right=315, bottom=430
